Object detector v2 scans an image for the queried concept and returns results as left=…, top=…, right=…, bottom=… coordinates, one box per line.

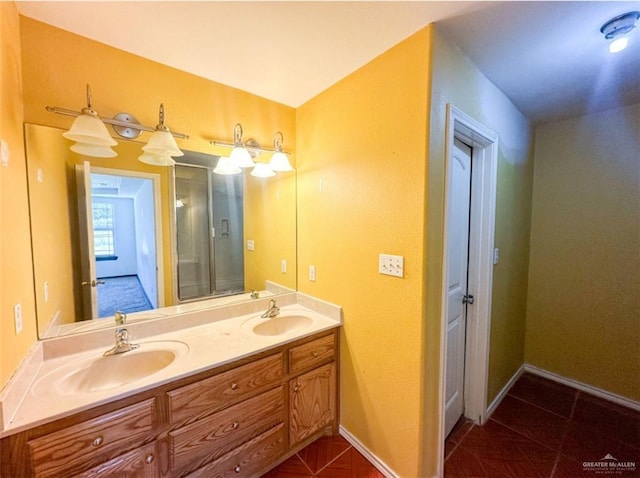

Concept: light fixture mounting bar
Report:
left=210, top=140, right=290, bottom=155
left=46, top=106, right=189, bottom=139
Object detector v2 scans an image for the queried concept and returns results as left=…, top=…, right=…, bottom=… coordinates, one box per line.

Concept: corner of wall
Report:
left=0, top=1, right=38, bottom=388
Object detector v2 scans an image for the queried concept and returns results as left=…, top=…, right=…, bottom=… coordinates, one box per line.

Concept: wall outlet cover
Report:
left=379, top=253, right=404, bottom=278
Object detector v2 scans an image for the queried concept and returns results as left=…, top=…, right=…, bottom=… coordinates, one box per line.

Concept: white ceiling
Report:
left=16, top=1, right=640, bottom=124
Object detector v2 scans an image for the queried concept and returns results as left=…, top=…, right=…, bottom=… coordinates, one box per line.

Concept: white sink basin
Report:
left=251, top=315, right=313, bottom=336
left=33, top=341, right=189, bottom=396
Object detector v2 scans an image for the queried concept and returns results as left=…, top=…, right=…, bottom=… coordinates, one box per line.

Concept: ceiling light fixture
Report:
left=601, top=11, right=640, bottom=53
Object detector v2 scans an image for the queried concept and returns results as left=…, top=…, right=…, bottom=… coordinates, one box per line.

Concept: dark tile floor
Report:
left=262, top=373, right=639, bottom=477
left=261, top=434, right=385, bottom=478
left=445, top=373, right=640, bottom=477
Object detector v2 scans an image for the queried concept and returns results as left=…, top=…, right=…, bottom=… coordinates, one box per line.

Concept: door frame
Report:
left=438, top=104, right=498, bottom=457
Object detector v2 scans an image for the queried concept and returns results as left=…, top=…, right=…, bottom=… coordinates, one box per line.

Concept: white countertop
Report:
left=0, top=294, right=341, bottom=437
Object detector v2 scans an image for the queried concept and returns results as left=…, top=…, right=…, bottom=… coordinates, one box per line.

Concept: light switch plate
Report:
left=379, top=253, right=404, bottom=278
left=247, top=239, right=255, bottom=251
left=309, top=265, right=316, bottom=281
left=14, top=303, right=22, bottom=334
left=281, top=259, right=287, bottom=273
left=1, top=139, right=9, bottom=167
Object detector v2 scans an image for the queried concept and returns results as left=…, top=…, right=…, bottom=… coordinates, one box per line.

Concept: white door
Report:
left=444, top=139, right=472, bottom=437
left=76, top=161, right=99, bottom=320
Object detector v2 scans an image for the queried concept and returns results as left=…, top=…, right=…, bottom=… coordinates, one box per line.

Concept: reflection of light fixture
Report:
left=47, top=84, right=189, bottom=163
left=268, top=132, right=294, bottom=172
left=601, top=11, right=639, bottom=53
left=211, top=125, right=294, bottom=177
left=213, top=156, right=242, bottom=175
left=251, top=162, right=276, bottom=178
left=62, top=85, right=117, bottom=158
left=139, top=104, right=184, bottom=165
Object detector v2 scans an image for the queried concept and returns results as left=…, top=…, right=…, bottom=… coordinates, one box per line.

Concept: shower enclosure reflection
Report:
left=175, top=162, right=244, bottom=301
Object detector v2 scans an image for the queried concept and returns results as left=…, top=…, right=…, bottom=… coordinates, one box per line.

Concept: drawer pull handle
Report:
left=231, top=382, right=239, bottom=390
left=234, top=464, right=241, bottom=473
left=293, top=383, right=300, bottom=393
left=232, top=421, right=240, bottom=429
left=312, top=351, right=319, bottom=357
left=92, top=436, right=104, bottom=447
left=145, top=454, right=154, bottom=465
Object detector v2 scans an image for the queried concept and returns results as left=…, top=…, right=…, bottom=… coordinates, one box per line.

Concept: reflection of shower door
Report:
left=175, top=165, right=244, bottom=301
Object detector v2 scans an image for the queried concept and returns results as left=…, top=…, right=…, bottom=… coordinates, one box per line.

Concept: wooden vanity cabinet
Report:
left=0, top=328, right=339, bottom=477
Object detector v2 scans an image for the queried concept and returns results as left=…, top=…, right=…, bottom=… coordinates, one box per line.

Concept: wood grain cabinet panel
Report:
left=27, top=398, right=156, bottom=478
left=289, top=362, right=336, bottom=445
left=169, top=387, right=284, bottom=470
left=288, top=334, right=335, bottom=375
left=167, top=353, right=283, bottom=424
left=75, top=442, right=158, bottom=477
left=185, top=423, right=286, bottom=478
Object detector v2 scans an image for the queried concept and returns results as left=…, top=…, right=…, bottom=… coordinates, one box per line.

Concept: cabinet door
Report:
left=289, top=363, right=336, bottom=445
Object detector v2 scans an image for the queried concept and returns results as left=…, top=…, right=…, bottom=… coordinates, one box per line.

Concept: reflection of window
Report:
left=93, top=202, right=116, bottom=257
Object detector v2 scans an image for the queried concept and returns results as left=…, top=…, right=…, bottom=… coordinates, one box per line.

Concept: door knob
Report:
left=462, top=294, right=474, bottom=305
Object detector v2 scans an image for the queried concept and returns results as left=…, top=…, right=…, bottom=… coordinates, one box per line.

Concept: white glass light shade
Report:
left=63, top=113, right=117, bottom=146
left=142, top=130, right=184, bottom=157
left=230, top=146, right=255, bottom=168
left=609, top=36, right=629, bottom=53
left=70, top=142, right=117, bottom=158
left=250, top=162, right=276, bottom=178
left=213, top=156, right=242, bottom=175
left=269, top=151, right=294, bottom=172
left=138, top=153, right=176, bottom=166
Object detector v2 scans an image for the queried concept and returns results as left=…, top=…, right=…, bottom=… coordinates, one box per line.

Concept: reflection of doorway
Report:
left=175, top=163, right=244, bottom=301
left=76, top=163, right=164, bottom=320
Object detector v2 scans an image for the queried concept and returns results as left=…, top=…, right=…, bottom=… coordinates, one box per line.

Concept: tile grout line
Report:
left=311, top=443, right=354, bottom=476
left=295, top=451, right=316, bottom=476
left=549, top=389, right=580, bottom=478
left=444, top=421, right=475, bottom=463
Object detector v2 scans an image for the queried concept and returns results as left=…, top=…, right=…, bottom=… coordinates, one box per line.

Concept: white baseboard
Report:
left=524, top=364, right=640, bottom=412
left=485, top=364, right=525, bottom=420
left=339, top=425, right=399, bottom=478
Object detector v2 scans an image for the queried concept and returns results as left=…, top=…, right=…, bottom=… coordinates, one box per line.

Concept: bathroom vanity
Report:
left=0, top=295, right=341, bottom=477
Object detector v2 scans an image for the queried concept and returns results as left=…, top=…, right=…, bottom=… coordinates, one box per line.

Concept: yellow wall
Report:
left=19, top=17, right=296, bottom=336
left=526, top=104, right=640, bottom=401
left=0, top=2, right=38, bottom=387
left=297, top=27, right=431, bottom=477
left=426, top=27, right=534, bottom=463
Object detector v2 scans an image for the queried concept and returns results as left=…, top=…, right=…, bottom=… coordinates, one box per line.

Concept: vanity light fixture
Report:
left=229, top=123, right=255, bottom=168
left=47, top=84, right=189, bottom=162
left=268, top=132, right=294, bottom=172
left=601, top=11, right=640, bottom=53
left=139, top=104, right=184, bottom=166
left=210, top=125, right=294, bottom=177
left=60, top=85, right=117, bottom=158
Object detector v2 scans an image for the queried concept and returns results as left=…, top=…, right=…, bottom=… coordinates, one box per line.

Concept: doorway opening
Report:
left=438, top=104, right=498, bottom=469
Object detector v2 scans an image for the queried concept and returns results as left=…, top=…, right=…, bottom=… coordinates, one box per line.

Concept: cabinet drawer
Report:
left=168, top=353, right=283, bottom=424
left=288, top=333, right=335, bottom=374
left=186, top=423, right=286, bottom=478
left=170, top=387, right=284, bottom=470
left=75, top=442, right=158, bottom=477
left=28, top=399, right=156, bottom=478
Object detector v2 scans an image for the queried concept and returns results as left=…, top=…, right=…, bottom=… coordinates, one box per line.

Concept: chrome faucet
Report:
left=104, top=327, right=140, bottom=356
left=115, top=311, right=127, bottom=325
left=261, top=299, right=280, bottom=318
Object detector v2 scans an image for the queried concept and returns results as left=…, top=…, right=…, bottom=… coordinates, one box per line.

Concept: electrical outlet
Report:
left=14, top=303, right=23, bottom=334
left=247, top=239, right=255, bottom=251
left=44, top=281, right=49, bottom=303
left=281, top=259, right=287, bottom=273
left=379, top=253, right=404, bottom=278
left=309, top=265, right=316, bottom=281
left=1, top=139, right=9, bottom=167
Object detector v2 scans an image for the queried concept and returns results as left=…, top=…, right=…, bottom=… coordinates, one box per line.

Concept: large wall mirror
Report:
left=25, top=123, right=297, bottom=338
